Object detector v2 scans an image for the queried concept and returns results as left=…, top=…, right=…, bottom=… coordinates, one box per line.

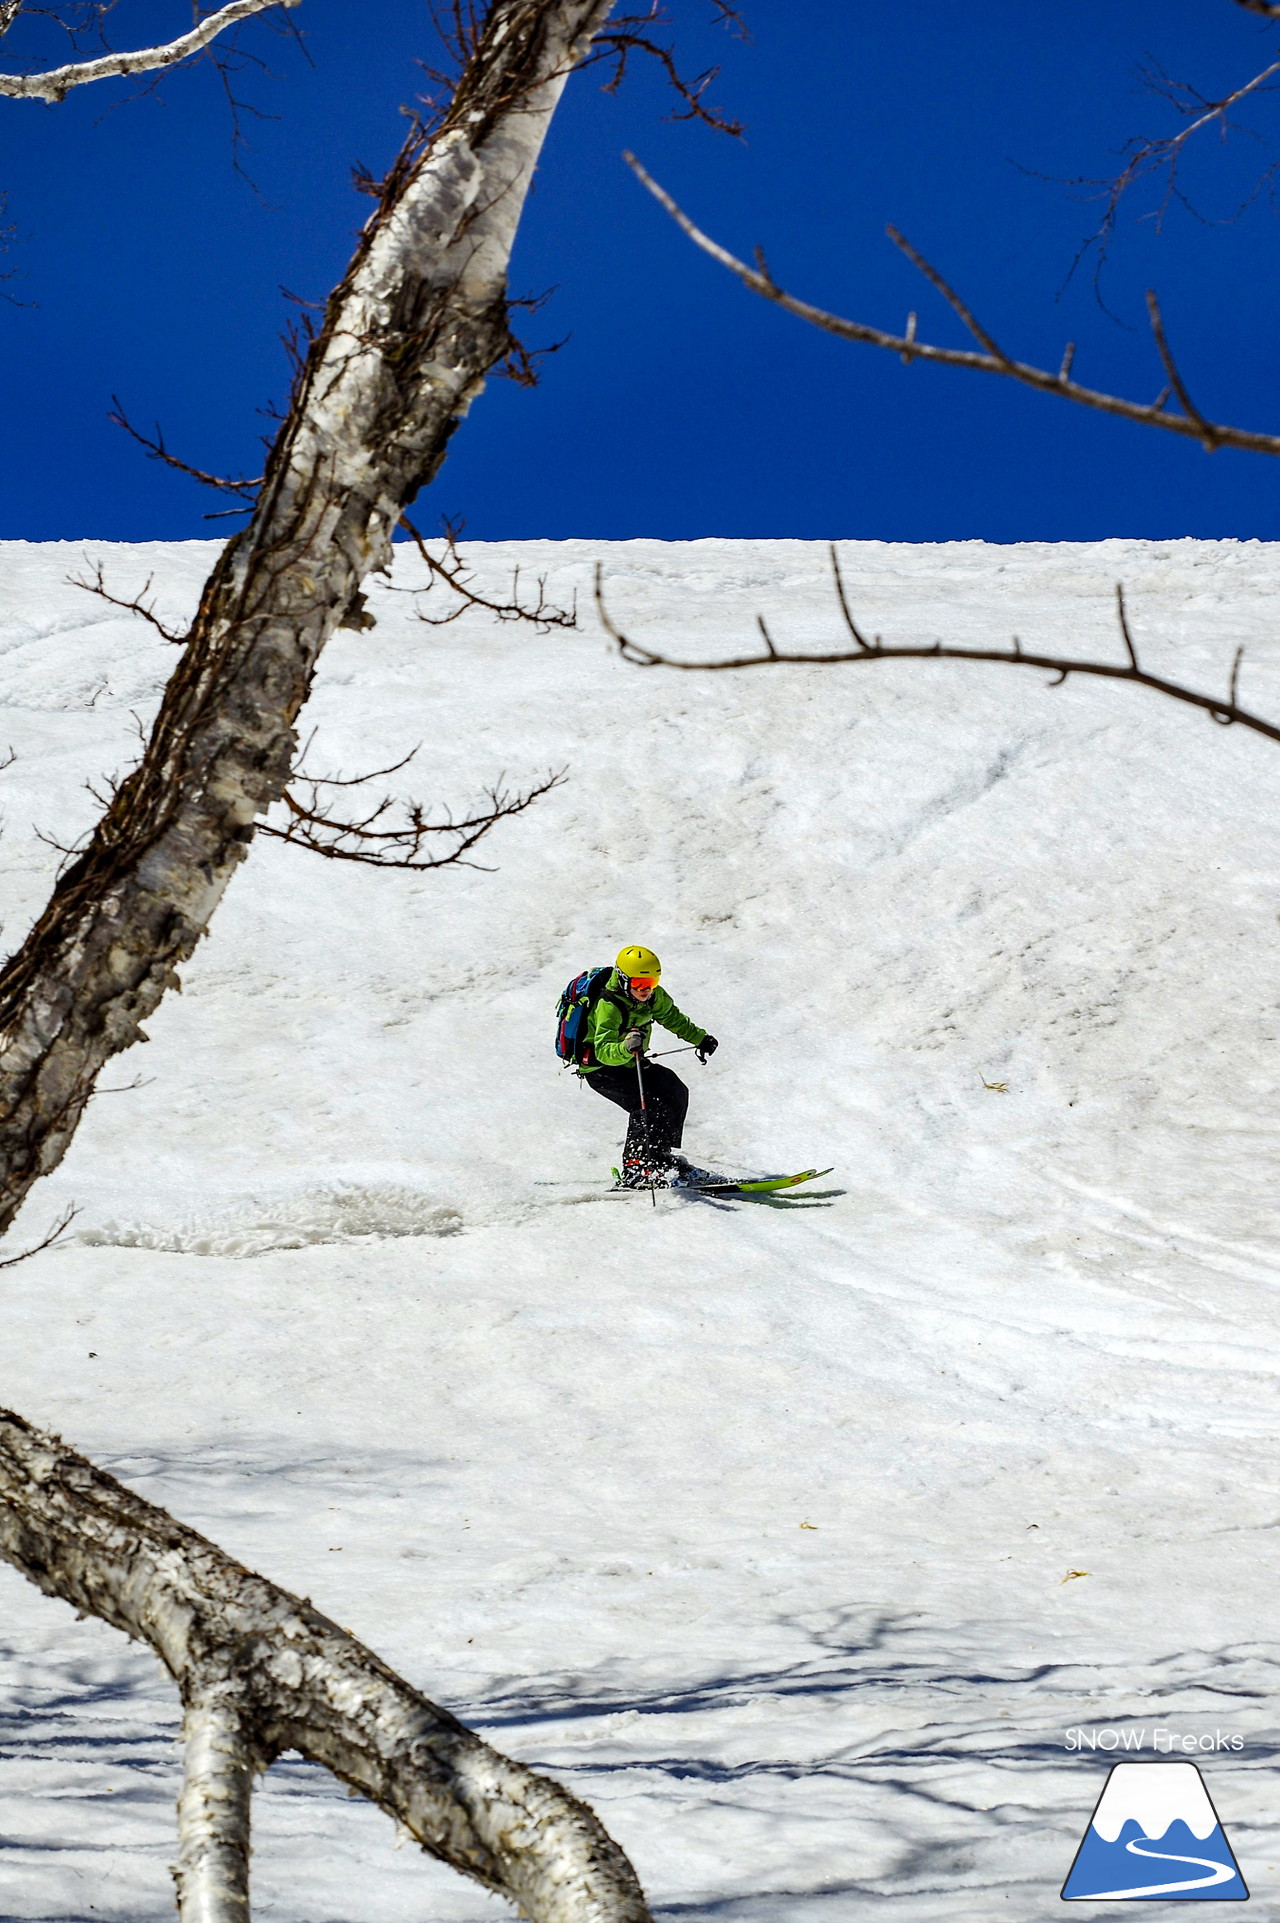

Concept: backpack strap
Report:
left=579, top=980, right=632, bottom=1069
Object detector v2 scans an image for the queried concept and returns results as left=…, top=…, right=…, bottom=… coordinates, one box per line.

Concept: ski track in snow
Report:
left=4, top=537, right=1280, bottom=1915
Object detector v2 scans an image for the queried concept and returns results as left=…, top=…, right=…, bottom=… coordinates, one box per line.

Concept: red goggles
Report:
left=628, top=976, right=659, bottom=993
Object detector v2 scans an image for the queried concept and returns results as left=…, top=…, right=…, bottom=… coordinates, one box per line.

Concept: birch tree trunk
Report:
left=0, top=0, right=614, bottom=1238
left=0, top=1407, right=652, bottom=1922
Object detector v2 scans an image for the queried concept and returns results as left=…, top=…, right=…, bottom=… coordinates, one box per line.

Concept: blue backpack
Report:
left=556, top=967, right=628, bottom=1069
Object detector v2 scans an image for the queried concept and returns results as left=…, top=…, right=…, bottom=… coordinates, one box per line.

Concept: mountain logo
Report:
left=1062, top=1761, right=1248, bottom=1901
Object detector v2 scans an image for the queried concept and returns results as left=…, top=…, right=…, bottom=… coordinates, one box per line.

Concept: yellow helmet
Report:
left=616, top=943, right=661, bottom=981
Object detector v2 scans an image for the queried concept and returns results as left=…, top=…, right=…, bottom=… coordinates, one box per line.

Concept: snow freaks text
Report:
left=1066, top=1729, right=1245, bottom=1753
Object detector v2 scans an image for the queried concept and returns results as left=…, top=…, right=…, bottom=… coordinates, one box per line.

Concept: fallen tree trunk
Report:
left=0, top=1406, right=653, bottom=1922
left=0, top=0, right=614, bottom=1238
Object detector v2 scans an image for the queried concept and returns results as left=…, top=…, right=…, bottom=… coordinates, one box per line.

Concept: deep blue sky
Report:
left=2, top=2, right=1278, bottom=541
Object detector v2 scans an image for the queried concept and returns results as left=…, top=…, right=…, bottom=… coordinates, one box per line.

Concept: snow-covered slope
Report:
left=3, top=535, right=1280, bottom=1919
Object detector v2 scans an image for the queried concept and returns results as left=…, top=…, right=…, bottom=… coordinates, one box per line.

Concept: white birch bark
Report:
left=0, top=1406, right=652, bottom=1922
left=0, top=0, right=297, bottom=101
left=0, top=0, right=615, bottom=1238
left=175, top=1678, right=257, bottom=1922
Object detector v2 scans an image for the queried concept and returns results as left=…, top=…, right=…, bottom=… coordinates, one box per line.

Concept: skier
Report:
left=580, top=945, right=718, bottom=1187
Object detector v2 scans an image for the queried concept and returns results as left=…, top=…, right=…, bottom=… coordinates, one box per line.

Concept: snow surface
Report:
left=4, top=534, right=1280, bottom=1919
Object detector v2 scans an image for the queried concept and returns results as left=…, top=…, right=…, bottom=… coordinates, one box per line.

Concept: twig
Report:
left=886, top=225, right=1013, bottom=366
left=596, top=550, right=1280, bottom=749
left=829, top=549, right=874, bottom=652
left=1115, top=583, right=1140, bottom=671
left=1213, top=646, right=1248, bottom=726
left=1055, top=49, right=1280, bottom=294
left=623, top=155, right=1280, bottom=460
left=0, top=1204, right=78, bottom=1271
left=71, top=562, right=188, bottom=645
left=262, top=749, right=568, bottom=872
left=1145, top=290, right=1218, bottom=450
left=586, top=8, right=744, bottom=137
left=397, top=515, right=576, bottom=631
left=109, top=401, right=262, bottom=500
left=705, top=1, right=749, bottom=37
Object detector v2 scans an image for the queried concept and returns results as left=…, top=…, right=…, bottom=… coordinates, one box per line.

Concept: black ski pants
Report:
left=586, top=1060, right=689, bottom=1166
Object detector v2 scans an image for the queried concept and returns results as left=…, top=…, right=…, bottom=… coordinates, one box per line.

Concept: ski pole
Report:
left=634, top=1050, right=656, bottom=1208
left=647, top=1044, right=700, bottom=1059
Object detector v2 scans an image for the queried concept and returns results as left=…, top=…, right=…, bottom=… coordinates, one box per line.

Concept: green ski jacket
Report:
left=581, top=969, right=708, bottom=1072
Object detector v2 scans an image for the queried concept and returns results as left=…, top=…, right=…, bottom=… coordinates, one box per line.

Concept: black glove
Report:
left=696, top=1034, right=719, bottom=1063
left=623, top=1029, right=644, bottom=1056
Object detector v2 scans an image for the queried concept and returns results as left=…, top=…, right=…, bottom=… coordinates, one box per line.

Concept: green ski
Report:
left=608, top=1166, right=833, bottom=1196
left=689, top=1166, right=833, bottom=1195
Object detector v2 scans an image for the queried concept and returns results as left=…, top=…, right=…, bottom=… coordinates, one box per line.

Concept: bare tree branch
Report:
left=624, top=153, right=1280, bottom=459
left=882, top=223, right=1015, bottom=363
left=1054, top=51, right=1280, bottom=292
left=0, top=1203, right=77, bottom=1270
left=586, top=6, right=743, bottom=137
left=0, top=1407, right=652, bottom=1922
left=705, top=1, right=748, bottom=37
left=398, top=513, right=578, bottom=630
left=1143, top=289, right=1218, bottom=450
left=261, top=749, right=568, bottom=870
left=71, top=561, right=189, bottom=645
left=108, top=398, right=264, bottom=501
left=1233, top=0, right=1280, bottom=18
left=596, top=551, right=1280, bottom=747
left=0, top=0, right=618, bottom=1242
left=0, top=0, right=299, bottom=102
left=2, top=3, right=114, bottom=54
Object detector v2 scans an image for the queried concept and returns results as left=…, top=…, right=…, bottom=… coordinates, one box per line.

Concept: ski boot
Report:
left=616, top=1158, right=671, bottom=1189
left=668, top=1155, right=723, bottom=1189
